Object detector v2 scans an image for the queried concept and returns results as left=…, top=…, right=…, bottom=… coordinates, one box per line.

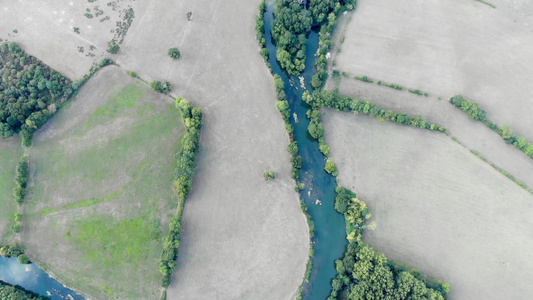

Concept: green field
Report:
left=23, top=67, right=185, bottom=299
left=0, top=136, right=23, bottom=244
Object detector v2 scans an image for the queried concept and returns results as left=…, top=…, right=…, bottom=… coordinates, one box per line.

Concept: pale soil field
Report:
left=0, top=136, right=23, bottom=245
left=322, top=109, right=533, bottom=300
left=334, top=0, right=533, bottom=142
left=0, top=0, right=147, bottom=79
left=115, top=0, right=310, bottom=299
left=331, top=77, right=533, bottom=191
left=22, top=66, right=185, bottom=299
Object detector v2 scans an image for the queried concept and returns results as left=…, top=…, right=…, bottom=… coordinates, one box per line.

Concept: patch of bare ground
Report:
left=330, top=76, right=533, bottom=190
left=114, top=0, right=310, bottom=298
left=322, top=109, right=533, bottom=300
left=335, top=0, right=533, bottom=142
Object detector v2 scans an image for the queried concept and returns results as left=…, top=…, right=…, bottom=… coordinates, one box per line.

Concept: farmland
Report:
left=333, top=76, right=533, bottom=191
left=322, top=110, right=533, bottom=299
left=22, top=66, right=185, bottom=299
left=334, top=0, right=533, bottom=142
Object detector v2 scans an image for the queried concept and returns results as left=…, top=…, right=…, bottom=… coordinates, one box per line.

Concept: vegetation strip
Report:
left=346, top=72, right=429, bottom=96
left=159, top=98, right=203, bottom=290
left=304, top=90, right=445, bottom=133
left=450, top=95, right=533, bottom=160
left=11, top=155, right=28, bottom=234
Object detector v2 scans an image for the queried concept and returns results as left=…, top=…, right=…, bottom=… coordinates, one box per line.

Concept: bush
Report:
left=128, top=71, right=137, bottom=78
left=264, top=170, right=275, bottom=181
left=354, top=76, right=373, bottom=83
left=168, top=47, right=181, bottom=59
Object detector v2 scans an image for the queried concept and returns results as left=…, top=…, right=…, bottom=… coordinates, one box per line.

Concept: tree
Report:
left=18, top=254, right=30, bottom=264
left=168, top=47, right=181, bottom=59
left=325, top=160, right=337, bottom=176
left=107, top=40, right=120, bottom=54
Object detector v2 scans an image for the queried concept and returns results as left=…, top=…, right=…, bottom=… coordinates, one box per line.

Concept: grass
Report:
left=68, top=216, right=161, bottom=270
left=0, top=137, right=23, bottom=244
left=24, top=75, right=185, bottom=299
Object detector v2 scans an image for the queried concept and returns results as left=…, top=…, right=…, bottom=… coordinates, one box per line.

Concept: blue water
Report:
left=264, top=4, right=347, bottom=300
left=0, top=256, right=84, bottom=299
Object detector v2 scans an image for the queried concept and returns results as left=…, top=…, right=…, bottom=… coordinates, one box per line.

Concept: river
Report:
left=264, top=3, right=347, bottom=300
left=0, top=256, right=83, bottom=299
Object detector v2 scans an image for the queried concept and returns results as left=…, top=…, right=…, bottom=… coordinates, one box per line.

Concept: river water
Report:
left=264, top=4, right=347, bottom=300
left=0, top=256, right=83, bottom=299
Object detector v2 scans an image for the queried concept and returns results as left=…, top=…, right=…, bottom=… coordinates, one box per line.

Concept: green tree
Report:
left=18, top=254, right=30, bottom=264
left=107, top=40, right=120, bottom=54
left=168, top=47, right=181, bottom=59
left=325, top=160, right=337, bottom=176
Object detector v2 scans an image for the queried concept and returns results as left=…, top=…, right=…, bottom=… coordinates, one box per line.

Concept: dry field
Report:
left=0, top=136, right=23, bottom=245
left=335, top=0, right=533, bottom=142
left=332, top=77, right=533, bottom=190
left=22, top=66, right=185, bottom=299
left=0, top=0, right=148, bottom=79
left=117, top=1, right=310, bottom=298
left=322, top=109, right=533, bottom=300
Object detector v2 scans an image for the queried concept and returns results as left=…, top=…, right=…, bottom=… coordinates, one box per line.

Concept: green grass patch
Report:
left=25, top=77, right=185, bottom=299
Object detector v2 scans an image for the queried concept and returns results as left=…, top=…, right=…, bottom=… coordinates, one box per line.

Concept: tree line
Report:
left=159, top=98, right=202, bottom=288
left=11, top=155, right=28, bottom=234
left=450, top=94, right=533, bottom=159
left=255, top=0, right=271, bottom=68
left=0, top=43, right=73, bottom=145
left=328, top=188, right=449, bottom=300
left=304, top=90, right=446, bottom=132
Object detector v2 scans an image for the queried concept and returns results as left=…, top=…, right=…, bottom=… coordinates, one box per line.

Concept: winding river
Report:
left=0, top=256, right=83, bottom=299
left=264, top=4, right=347, bottom=300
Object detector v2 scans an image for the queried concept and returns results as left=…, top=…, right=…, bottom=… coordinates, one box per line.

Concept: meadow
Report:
left=22, top=66, right=185, bottom=299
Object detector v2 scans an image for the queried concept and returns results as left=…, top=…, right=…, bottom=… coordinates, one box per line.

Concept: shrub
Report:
left=168, top=47, right=181, bottom=59
left=354, top=76, right=373, bottom=83
left=264, top=170, right=275, bottom=181
left=128, top=71, right=137, bottom=78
